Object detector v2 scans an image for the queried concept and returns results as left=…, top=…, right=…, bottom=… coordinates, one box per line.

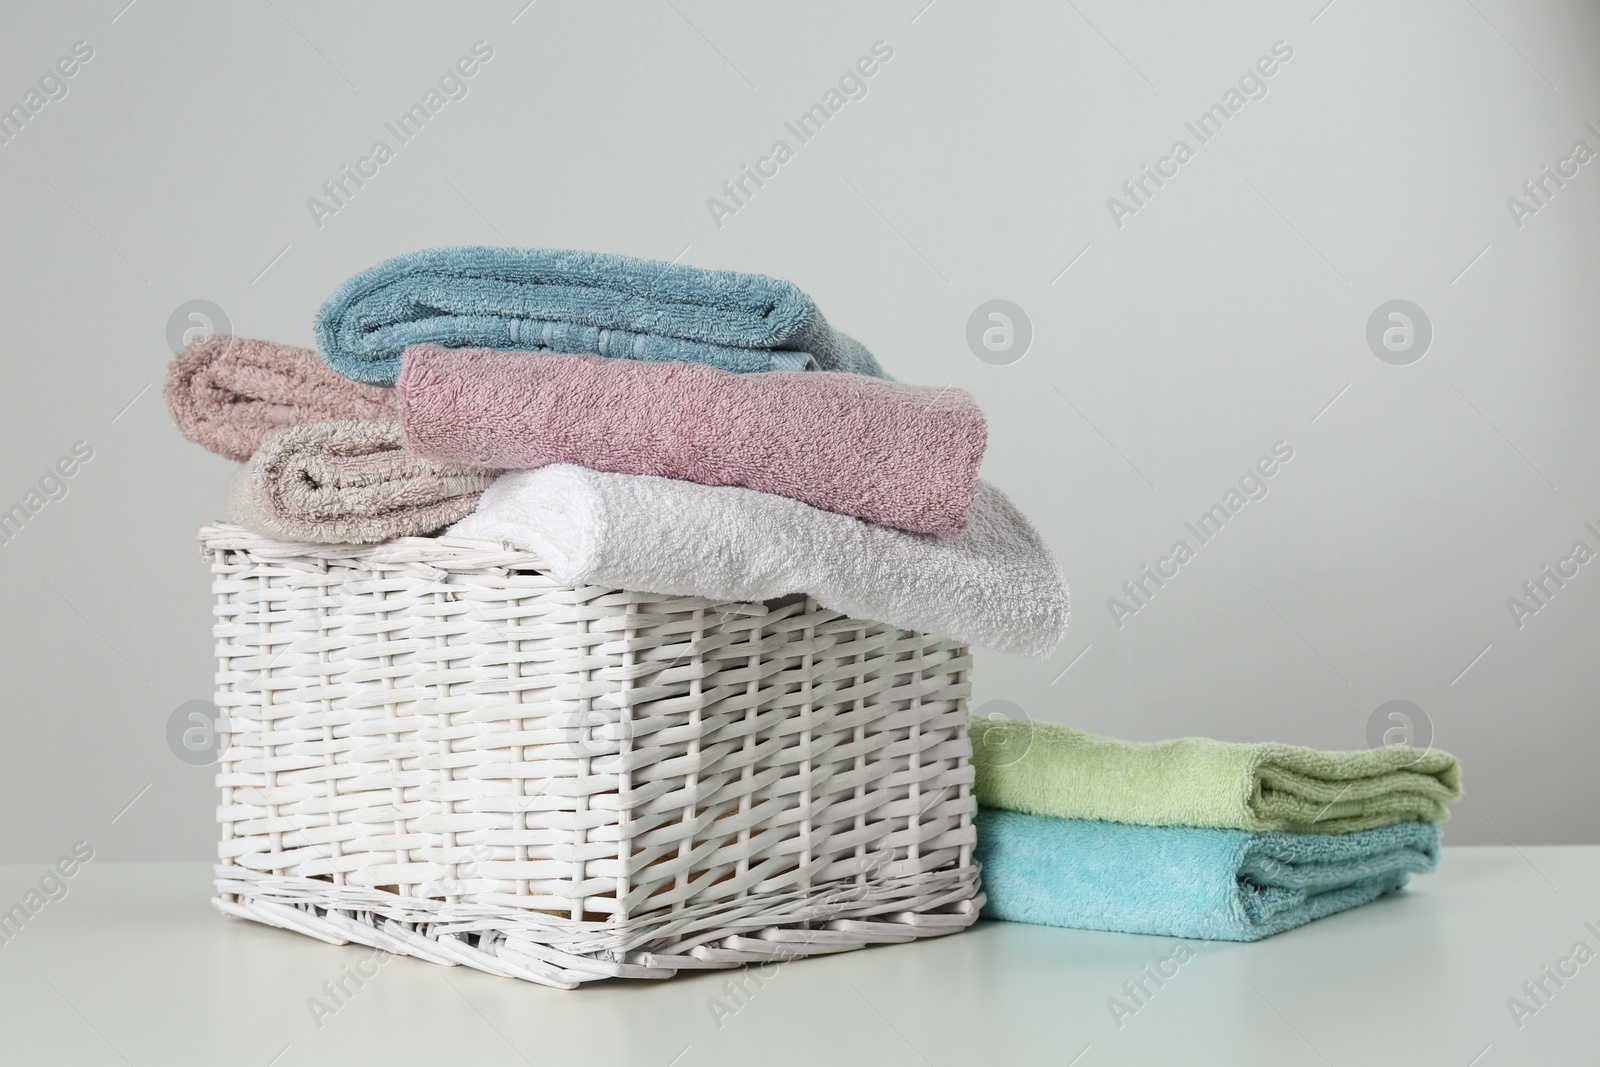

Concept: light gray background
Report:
left=1, top=0, right=1596, bottom=859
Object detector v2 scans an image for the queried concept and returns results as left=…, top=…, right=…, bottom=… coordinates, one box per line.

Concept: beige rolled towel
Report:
left=166, top=336, right=396, bottom=461
left=227, top=418, right=499, bottom=544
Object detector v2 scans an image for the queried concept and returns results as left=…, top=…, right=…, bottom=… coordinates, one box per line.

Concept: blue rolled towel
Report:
left=975, top=809, right=1441, bottom=941
left=314, top=246, right=889, bottom=385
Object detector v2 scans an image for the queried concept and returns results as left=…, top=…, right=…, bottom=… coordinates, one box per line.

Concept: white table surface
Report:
left=0, top=848, right=1593, bottom=1066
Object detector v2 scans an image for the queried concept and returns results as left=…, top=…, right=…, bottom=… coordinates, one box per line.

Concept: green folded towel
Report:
left=970, top=718, right=1461, bottom=833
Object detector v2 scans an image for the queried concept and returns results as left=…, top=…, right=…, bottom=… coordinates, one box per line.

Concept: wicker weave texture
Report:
left=201, top=524, right=981, bottom=987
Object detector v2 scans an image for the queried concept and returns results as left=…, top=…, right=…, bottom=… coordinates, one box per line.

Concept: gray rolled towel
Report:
left=227, top=417, right=499, bottom=544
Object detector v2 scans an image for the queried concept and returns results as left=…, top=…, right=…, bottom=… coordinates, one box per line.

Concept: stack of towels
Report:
left=165, top=246, right=1071, bottom=659
left=969, top=718, right=1462, bottom=940
left=165, top=244, right=1462, bottom=946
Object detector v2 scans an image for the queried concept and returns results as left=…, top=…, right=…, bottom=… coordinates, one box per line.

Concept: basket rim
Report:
left=199, top=522, right=972, bottom=645
left=199, top=520, right=555, bottom=571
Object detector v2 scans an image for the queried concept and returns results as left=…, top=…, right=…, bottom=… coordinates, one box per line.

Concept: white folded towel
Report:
left=447, top=465, right=1069, bottom=657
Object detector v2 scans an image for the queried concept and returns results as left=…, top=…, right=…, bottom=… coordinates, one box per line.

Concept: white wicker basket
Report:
left=200, top=523, right=981, bottom=988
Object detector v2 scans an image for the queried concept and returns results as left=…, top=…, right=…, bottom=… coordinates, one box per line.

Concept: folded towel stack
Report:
left=163, top=246, right=1071, bottom=658
left=969, top=717, right=1462, bottom=940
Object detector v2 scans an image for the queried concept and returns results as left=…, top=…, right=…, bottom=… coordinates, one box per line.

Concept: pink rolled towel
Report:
left=397, top=345, right=987, bottom=536
left=165, top=336, right=395, bottom=461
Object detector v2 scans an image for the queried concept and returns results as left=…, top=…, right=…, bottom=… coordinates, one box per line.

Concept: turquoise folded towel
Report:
left=314, top=246, right=889, bottom=385
left=975, top=809, right=1441, bottom=941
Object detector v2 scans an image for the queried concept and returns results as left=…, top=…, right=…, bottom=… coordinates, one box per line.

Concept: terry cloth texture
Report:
left=445, top=466, right=1069, bottom=658
left=314, top=245, right=889, bottom=385
left=974, top=809, right=1442, bottom=941
left=226, top=417, right=499, bottom=544
left=399, top=345, right=985, bottom=537
left=969, top=718, right=1461, bottom=834
left=165, top=335, right=395, bottom=461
